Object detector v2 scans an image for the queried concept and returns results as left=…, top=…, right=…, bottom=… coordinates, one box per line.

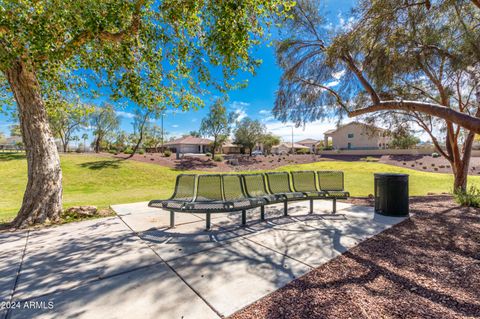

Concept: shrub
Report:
left=213, top=155, right=223, bottom=162
left=123, top=148, right=133, bottom=154
left=138, top=149, right=145, bottom=155
left=296, top=148, right=310, bottom=155
left=205, top=152, right=212, bottom=157
left=454, top=186, right=480, bottom=208
left=164, top=150, right=172, bottom=157
left=108, top=149, right=117, bottom=154
left=75, top=148, right=82, bottom=153
left=432, top=152, right=440, bottom=158
left=360, top=156, right=379, bottom=162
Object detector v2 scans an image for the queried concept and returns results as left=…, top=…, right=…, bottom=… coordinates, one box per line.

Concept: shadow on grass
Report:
left=79, top=159, right=123, bottom=170
left=0, top=152, right=26, bottom=162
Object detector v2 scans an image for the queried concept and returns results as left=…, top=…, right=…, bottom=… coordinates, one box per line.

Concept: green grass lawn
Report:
left=1, top=153, right=479, bottom=223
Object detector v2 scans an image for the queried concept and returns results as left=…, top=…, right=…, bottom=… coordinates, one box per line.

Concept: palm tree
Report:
left=81, top=133, right=89, bottom=152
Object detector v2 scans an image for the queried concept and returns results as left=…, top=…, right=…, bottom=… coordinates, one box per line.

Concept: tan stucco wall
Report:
left=326, top=123, right=390, bottom=150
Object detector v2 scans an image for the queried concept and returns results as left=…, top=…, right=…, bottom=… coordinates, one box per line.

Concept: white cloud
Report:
left=171, top=124, right=179, bottom=128
left=116, top=111, right=135, bottom=119
left=230, top=101, right=250, bottom=121
left=259, top=109, right=271, bottom=115
left=332, top=69, right=345, bottom=80
left=324, top=80, right=339, bottom=88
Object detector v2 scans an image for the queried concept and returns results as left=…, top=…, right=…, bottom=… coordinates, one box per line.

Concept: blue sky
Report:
left=0, top=0, right=357, bottom=143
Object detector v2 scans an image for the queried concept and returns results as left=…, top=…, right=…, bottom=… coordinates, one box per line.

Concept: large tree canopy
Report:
left=274, top=0, right=480, bottom=131
left=274, top=0, right=480, bottom=191
left=0, top=0, right=294, bottom=227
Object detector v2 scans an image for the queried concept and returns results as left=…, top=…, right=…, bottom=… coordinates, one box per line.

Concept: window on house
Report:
left=347, top=133, right=354, bottom=138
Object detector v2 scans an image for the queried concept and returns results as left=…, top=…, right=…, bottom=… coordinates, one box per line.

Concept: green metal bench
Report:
left=148, top=174, right=196, bottom=226
left=149, top=170, right=350, bottom=230
left=265, top=172, right=305, bottom=216
left=149, top=174, right=265, bottom=230
left=317, top=171, right=350, bottom=213
left=291, top=171, right=326, bottom=214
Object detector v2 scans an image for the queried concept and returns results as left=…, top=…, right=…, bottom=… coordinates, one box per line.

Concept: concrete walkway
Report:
left=1, top=201, right=406, bottom=319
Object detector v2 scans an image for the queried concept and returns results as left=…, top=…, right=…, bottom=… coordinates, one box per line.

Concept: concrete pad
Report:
left=118, top=209, right=203, bottom=233
left=14, top=219, right=160, bottom=299
left=110, top=201, right=153, bottom=216
left=169, top=239, right=312, bottom=317
left=0, top=252, right=23, bottom=301
left=8, top=263, right=219, bottom=319
left=0, top=230, right=28, bottom=251
left=26, top=217, right=132, bottom=250
left=139, top=220, right=249, bottom=261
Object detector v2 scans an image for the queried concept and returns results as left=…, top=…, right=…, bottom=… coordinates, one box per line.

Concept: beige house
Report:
left=323, top=122, right=390, bottom=150
left=296, top=138, right=319, bottom=153
left=222, top=140, right=242, bottom=154
left=272, top=142, right=310, bottom=154
left=164, top=136, right=213, bottom=154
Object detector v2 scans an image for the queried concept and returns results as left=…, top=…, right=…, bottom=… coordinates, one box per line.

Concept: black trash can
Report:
left=374, top=173, right=409, bottom=216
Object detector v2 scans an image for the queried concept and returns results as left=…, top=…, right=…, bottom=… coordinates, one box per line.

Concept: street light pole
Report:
left=161, top=111, right=164, bottom=153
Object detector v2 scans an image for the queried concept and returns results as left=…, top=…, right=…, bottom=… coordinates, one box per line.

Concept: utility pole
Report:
left=161, top=111, right=164, bottom=153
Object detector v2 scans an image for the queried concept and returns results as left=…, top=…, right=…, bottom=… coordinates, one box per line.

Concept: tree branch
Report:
left=348, top=100, right=480, bottom=134
left=341, top=53, right=380, bottom=104
left=48, top=0, right=146, bottom=60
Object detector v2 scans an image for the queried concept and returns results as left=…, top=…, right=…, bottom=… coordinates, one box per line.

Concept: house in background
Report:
left=323, top=122, right=390, bottom=150
left=272, top=142, right=310, bottom=154
left=164, top=136, right=213, bottom=154
left=296, top=138, right=319, bottom=153
left=222, top=140, right=242, bottom=154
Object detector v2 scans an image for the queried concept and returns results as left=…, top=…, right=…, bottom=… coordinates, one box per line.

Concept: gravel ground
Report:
left=229, top=196, right=480, bottom=319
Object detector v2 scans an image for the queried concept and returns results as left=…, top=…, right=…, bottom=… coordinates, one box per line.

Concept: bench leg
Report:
left=241, top=210, right=247, bottom=226
left=284, top=201, right=288, bottom=216
left=169, top=211, right=175, bottom=228
left=260, top=205, right=265, bottom=221
left=309, top=199, right=313, bottom=214
left=332, top=198, right=336, bottom=214
left=206, top=212, right=211, bottom=231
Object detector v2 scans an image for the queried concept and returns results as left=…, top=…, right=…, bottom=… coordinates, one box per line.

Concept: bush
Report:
left=205, top=152, right=212, bottom=157
left=431, top=152, right=440, bottom=158
left=296, top=148, right=310, bottom=154
left=164, top=150, right=172, bottom=157
left=360, top=156, right=379, bottom=162
left=75, top=148, right=82, bottom=153
left=454, top=186, right=480, bottom=208
left=123, top=147, right=133, bottom=154
left=213, top=155, right=224, bottom=162
left=108, top=149, right=117, bottom=154
left=138, top=149, right=145, bottom=155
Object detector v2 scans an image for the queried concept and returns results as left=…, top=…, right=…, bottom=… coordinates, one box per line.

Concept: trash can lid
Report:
left=374, top=173, right=409, bottom=177
left=374, top=173, right=409, bottom=180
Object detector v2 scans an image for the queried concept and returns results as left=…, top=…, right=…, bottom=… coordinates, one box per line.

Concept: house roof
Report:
left=273, top=142, right=309, bottom=149
left=164, top=136, right=213, bottom=146
left=323, top=121, right=387, bottom=135
left=296, top=138, right=318, bottom=144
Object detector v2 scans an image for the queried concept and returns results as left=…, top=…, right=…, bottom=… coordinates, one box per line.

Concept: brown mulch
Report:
left=114, top=153, right=329, bottom=172
left=229, top=196, right=480, bottom=319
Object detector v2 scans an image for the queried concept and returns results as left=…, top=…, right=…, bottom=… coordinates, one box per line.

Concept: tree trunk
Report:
left=5, top=60, right=63, bottom=228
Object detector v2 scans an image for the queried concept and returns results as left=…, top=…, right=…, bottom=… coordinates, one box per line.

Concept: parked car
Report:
left=251, top=150, right=263, bottom=156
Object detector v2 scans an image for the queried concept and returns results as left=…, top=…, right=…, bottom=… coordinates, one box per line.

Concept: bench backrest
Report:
left=222, top=175, right=247, bottom=201
left=196, top=175, right=223, bottom=201
left=172, top=174, right=196, bottom=200
left=242, top=174, right=269, bottom=197
left=265, top=172, right=293, bottom=194
left=317, top=171, right=345, bottom=191
left=291, top=171, right=318, bottom=192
